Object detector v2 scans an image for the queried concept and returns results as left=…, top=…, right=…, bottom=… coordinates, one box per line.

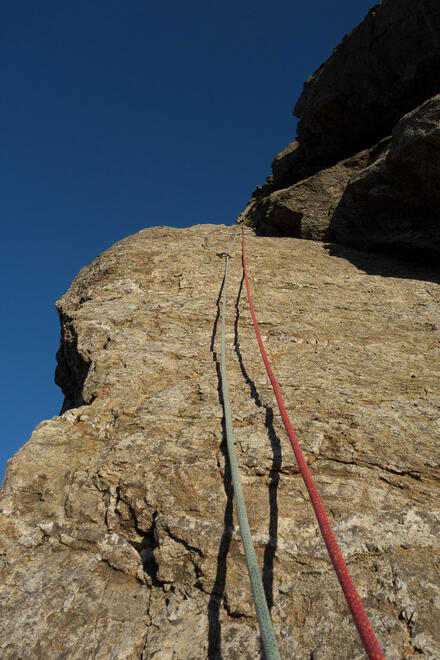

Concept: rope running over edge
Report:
left=241, top=227, right=385, bottom=660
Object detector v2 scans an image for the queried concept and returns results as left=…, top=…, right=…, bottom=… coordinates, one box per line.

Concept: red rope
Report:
left=241, top=228, right=385, bottom=660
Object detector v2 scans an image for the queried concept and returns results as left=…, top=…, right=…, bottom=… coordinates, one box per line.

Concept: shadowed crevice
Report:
left=55, top=312, right=92, bottom=413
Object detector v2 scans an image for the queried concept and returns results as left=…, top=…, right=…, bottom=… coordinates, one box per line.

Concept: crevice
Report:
left=316, top=453, right=422, bottom=482
left=163, top=526, right=203, bottom=557
left=55, top=310, right=92, bottom=413
left=398, top=608, right=424, bottom=656
left=136, top=511, right=162, bottom=588
left=98, top=479, right=164, bottom=589
left=117, top=499, right=164, bottom=588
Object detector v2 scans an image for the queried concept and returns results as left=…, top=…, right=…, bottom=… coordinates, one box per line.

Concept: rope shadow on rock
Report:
left=208, top=273, right=234, bottom=660
left=234, top=274, right=282, bottom=613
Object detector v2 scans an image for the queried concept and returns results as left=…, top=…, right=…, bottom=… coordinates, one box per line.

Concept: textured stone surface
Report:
left=266, top=0, right=440, bottom=191
left=1, top=224, right=440, bottom=659
left=242, top=0, right=440, bottom=259
left=241, top=146, right=377, bottom=239
left=294, top=0, right=440, bottom=181
left=330, top=95, right=440, bottom=257
left=244, top=94, right=440, bottom=256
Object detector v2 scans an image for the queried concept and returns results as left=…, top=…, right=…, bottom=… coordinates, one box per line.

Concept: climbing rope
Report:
left=218, top=231, right=281, bottom=660
left=241, top=227, right=385, bottom=660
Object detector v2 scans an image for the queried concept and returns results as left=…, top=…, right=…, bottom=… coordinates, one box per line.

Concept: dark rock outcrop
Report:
left=242, top=144, right=384, bottom=239
left=242, top=0, right=440, bottom=259
left=330, top=95, right=440, bottom=258
left=294, top=0, right=440, bottom=181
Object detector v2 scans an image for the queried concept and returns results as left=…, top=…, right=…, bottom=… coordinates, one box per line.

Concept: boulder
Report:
left=242, top=0, right=440, bottom=259
left=271, top=140, right=304, bottom=189
left=243, top=94, right=440, bottom=258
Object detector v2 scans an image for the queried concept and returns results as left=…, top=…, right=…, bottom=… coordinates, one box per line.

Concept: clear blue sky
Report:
left=1, top=0, right=375, bottom=482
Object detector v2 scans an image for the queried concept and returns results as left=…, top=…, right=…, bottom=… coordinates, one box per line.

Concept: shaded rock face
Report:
left=295, top=0, right=440, bottom=177
left=1, top=225, right=440, bottom=659
left=242, top=0, right=440, bottom=258
left=242, top=145, right=380, bottom=239
left=330, top=95, right=440, bottom=257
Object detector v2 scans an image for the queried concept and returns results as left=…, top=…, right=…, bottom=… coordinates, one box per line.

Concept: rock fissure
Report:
left=55, top=313, right=92, bottom=413
left=315, top=453, right=423, bottom=483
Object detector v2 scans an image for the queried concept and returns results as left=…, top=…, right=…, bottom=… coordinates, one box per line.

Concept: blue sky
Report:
left=0, top=0, right=375, bottom=481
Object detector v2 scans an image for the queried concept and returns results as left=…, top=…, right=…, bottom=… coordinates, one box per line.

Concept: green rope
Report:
left=219, top=231, right=281, bottom=660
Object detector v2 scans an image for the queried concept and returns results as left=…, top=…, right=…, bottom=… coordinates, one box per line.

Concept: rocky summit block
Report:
left=241, top=145, right=378, bottom=239
left=293, top=0, right=440, bottom=183
left=244, top=94, right=440, bottom=259
left=242, top=0, right=440, bottom=261
left=330, top=95, right=440, bottom=258
left=1, top=225, right=440, bottom=659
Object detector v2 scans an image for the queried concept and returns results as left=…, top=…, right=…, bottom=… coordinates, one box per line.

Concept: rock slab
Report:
left=1, top=225, right=440, bottom=659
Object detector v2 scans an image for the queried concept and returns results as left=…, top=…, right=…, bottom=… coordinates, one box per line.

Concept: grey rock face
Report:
left=242, top=145, right=377, bottom=239
left=241, top=0, right=440, bottom=258
left=330, top=95, right=440, bottom=257
left=295, top=0, right=440, bottom=180
left=271, top=140, right=303, bottom=189
left=247, top=95, right=440, bottom=258
left=1, top=225, right=440, bottom=658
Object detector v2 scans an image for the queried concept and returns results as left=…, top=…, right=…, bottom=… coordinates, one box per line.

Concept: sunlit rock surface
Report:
left=1, top=225, right=439, bottom=659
